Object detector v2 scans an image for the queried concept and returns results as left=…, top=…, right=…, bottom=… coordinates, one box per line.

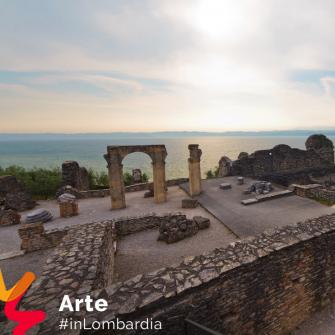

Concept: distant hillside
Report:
left=0, top=130, right=335, bottom=140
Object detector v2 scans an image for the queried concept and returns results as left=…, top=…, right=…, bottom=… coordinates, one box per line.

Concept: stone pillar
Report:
left=104, top=152, right=126, bottom=210
left=188, top=144, right=202, bottom=197
left=152, top=154, right=167, bottom=203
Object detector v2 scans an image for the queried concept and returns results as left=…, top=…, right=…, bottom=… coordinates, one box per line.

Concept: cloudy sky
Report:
left=0, top=0, right=335, bottom=133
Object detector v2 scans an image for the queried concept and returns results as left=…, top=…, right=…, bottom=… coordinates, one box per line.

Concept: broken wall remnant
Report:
left=61, top=160, right=89, bottom=191
left=188, top=144, right=202, bottom=196
left=218, top=134, right=335, bottom=185
left=0, top=175, right=36, bottom=211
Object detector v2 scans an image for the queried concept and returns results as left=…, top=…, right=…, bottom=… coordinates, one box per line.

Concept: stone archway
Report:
left=104, top=145, right=167, bottom=209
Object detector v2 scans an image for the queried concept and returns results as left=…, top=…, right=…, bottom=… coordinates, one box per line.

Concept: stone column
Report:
left=188, top=144, right=202, bottom=196
left=104, top=152, right=126, bottom=210
left=152, top=154, right=167, bottom=203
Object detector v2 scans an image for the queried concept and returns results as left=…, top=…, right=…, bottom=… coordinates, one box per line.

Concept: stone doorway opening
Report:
left=104, top=145, right=167, bottom=209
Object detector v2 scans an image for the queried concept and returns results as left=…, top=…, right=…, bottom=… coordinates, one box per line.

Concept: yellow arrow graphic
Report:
left=0, top=269, right=35, bottom=302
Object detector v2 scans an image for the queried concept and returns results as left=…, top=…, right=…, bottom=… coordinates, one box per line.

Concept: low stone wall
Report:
left=21, top=221, right=114, bottom=334
left=78, top=178, right=189, bottom=198
left=114, top=214, right=185, bottom=236
left=291, top=184, right=335, bottom=203
left=18, top=222, right=69, bottom=252
left=79, top=214, right=335, bottom=335
left=310, top=188, right=335, bottom=202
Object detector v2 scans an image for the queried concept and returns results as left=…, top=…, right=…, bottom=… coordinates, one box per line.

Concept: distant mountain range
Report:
left=1, top=130, right=335, bottom=140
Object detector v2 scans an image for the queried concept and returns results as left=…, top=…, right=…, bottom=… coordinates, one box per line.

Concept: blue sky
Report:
left=0, top=0, right=335, bottom=133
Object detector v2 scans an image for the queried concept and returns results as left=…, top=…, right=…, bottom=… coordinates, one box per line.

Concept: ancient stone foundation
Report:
left=19, top=214, right=335, bottom=335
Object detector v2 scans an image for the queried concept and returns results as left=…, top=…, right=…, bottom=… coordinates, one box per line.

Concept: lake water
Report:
left=1, top=135, right=334, bottom=179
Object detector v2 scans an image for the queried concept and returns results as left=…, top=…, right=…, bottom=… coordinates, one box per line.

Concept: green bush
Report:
left=0, top=165, right=62, bottom=199
left=0, top=165, right=151, bottom=199
left=205, top=166, right=220, bottom=179
left=87, top=169, right=109, bottom=189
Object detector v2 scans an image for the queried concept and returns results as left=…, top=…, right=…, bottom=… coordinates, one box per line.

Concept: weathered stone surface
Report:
left=193, top=216, right=210, bottom=229
left=237, top=176, right=244, bottom=185
left=62, top=161, right=89, bottom=191
left=55, top=185, right=82, bottom=199
left=132, top=169, right=142, bottom=183
left=158, top=215, right=199, bottom=243
left=223, top=134, right=335, bottom=186
left=247, top=181, right=273, bottom=194
left=218, top=156, right=233, bottom=177
left=220, top=183, right=232, bottom=190
left=238, top=152, right=249, bottom=160
left=25, top=208, right=52, bottom=224
left=21, top=221, right=115, bottom=334
left=20, top=213, right=335, bottom=335
left=0, top=175, right=36, bottom=211
left=0, top=209, right=20, bottom=226
left=104, top=145, right=167, bottom=209
left=182, top=198, right=198, bottom=208
left=18, top=221, right=67, bottom=252
left=188, top=144, right=202, bottom=196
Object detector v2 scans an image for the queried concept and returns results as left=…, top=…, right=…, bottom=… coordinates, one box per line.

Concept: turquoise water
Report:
left=1, top=135, right=334, bottom=179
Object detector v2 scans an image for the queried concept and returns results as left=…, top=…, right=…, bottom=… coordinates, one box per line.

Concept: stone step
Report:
left=241, top=190, right=294, bottom=206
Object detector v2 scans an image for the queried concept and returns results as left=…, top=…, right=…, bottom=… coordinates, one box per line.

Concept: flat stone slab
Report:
left=182, top=198, right=198, bottom=208
left=256, top=190, right=293, bottom=202
left=242, top=190, right=294, bottom=206
left=220, top=183, right=232, bottom=190
left=241, top=198, right=258, bottom=206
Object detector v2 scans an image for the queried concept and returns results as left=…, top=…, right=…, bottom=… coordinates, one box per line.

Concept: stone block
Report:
left=241, top=198, right=258, bottom=206
left=25, top=209, right=53, bottom=224
left=0, top=209, right=21, bottom=226
left=59, top=202, right=79, bottom=218
left=193, top=216, right=210, bottom=229
left=237, top=177, right=244, bottom=185
left=182, top=198, right=198, bottom=208
left=220, top=183, right=232, bottom=190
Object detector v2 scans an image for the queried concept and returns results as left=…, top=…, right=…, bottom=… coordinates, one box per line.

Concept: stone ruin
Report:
left=15, top=213, right=335, bottom=335
left=0, top=175, right=36, bottom=212
left=61, top=160, right=89, bottom=191
left=245, top=181, right=273, bottom=195
left=0, top=209, right=20, bottom=226
left=158, top=215, right=210, bottom=243
left=132, top=168, right=142, bottom=183
left=218, top=134, right=335, bottom=186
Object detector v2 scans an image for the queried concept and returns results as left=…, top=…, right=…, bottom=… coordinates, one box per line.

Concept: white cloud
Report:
left=0, top=0, right=335, bottom=132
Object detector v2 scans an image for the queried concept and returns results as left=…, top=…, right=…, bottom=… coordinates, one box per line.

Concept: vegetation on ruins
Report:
left=0, top=165, right=149, bottom=199
left=205, top=166, right=220, bottom=179
left=0, top=165, right=62, bottom=199
left=88, top=170, right=149, bottom=189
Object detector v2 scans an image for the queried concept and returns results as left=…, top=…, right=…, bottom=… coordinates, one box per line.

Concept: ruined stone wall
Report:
left=222, top=135, right=335, bottom=181
left=291, top=184, right=335, bottom=203
left=62, top=161, right=89, bottom=191
left=78, top=178, right=189, bottom=198
left=18, top=214, right=335, bottom=335
left=114, top=214, right=185, bottom=236
left=82, top=214, right=335, bottom=335
left=309, top=188, right=335, bottom=202
left=18, top=222, right=69, bottom=252
left=20, top=221, right=115, bottom=335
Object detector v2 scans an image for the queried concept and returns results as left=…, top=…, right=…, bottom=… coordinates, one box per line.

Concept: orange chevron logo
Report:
left=0, top=269, right=46, bottom=335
